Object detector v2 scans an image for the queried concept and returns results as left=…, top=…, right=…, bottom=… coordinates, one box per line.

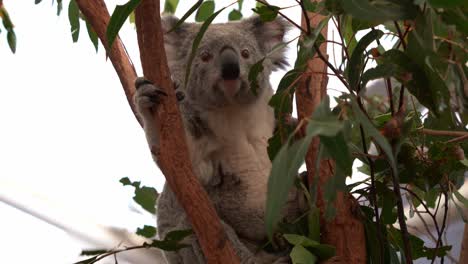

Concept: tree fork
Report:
left=76, top=0, right=240, bottom=263
left=295, top=7, right=366, bottom=264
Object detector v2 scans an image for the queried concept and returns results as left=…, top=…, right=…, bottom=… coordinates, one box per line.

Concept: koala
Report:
left=134, top=15, right=304, bottom=264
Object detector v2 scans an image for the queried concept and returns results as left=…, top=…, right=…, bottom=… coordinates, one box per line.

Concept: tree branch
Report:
left=295, top=7, right=366, bottom=263
left=134, top=1, right=239, bottom=263
left=76, top=0, right=239, bottom=263
left=75, top=0, right=141, bottom=126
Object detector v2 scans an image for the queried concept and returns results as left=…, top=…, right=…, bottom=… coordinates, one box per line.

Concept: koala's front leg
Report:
left=134, top=77, right=168, bottom=163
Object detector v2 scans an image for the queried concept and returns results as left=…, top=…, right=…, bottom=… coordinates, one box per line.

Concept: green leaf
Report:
left=68, top=0, right=80, bottom=43
left=120, top=177, right=158, bottom=214
left=195, top=1, right=215, bottom=22
left=303, top=0, right=318, bottom=12
left=168, top=0, right=203, bottom=33
left=164, top=0, right=180, bottom=14
left=149, top=229, right=193, bottom=251
left=228, top=9, right=242, bottom=21
left=248, top=59, right=265, bottom=96
left=453, top=189, right=468, bottom=207
left=307, top=207, right=320, bottom=241
left=428, top=0, right=466, bottom=8
left=252, top=5, right=280, bottom=22
left=35, top=0, right=42, bottom=4
left=184, top=6, right=227, bottom=88
left=266, top=97, right=344, bottom=239
left=284, top=234, right=336, bottom=259
left=290, top=245, right=317, bottom=264
left=106, top=0, right=141, bottom=48
left=341, top=0, right=418, bottom=22
left=7, top=30, right=15, bottom=53
left=80, top=249, right=109, bottom=256
left=350, top=97, right=397, bottom=173
left=320, top=132, right=352, bottom=175
left=439, top=7, right=468, bottom=35
left=85, top=20, right=99, bottom=52
left=346, top=29, right=383, bottom=91
left=294, top=16, right=330, bottom=70
left=165, top=229, right=193, bottom=241
left=361, top=63, right=399, bottom=90
left=136, top=225, right=157, bottom=238
left=238, top=0, right=244, bottom=10
left=376, top=50, right=438, bottom=113
left=56, top=0, right=63, bottom=16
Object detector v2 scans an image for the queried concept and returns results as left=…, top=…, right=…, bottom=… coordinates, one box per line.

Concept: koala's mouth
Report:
left=214, top=78, right=249, bottom=99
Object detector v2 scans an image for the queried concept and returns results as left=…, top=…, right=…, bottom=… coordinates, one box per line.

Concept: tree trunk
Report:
left=76, top=1, right=239, bottom=263
left=295, top=8, right=367, bottom=264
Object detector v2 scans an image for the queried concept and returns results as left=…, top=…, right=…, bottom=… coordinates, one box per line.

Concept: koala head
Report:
left=162, top=15, right=289, bottom=110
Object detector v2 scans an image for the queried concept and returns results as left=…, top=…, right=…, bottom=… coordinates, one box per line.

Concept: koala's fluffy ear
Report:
left=242, top=16, right=290, bottom=69
left=161, top=15, right=193, bottom=61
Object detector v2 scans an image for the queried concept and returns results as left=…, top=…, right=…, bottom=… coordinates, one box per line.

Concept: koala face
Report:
left=162, top=15, right=289, bottom=110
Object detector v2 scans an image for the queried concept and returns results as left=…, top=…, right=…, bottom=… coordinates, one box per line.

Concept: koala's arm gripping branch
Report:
left=76, top=0, right=239, bottom=263
left=134, top=1, right=239, bottom=263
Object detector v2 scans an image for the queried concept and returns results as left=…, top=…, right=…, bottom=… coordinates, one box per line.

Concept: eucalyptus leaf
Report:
left=85, top=20, right=99, bottom=52
left=290, top=245, right=317, bottom=264
left=136, top=225, right=157, bottom=238
left=164, top=0, right=179, bottom=14
left=228, top=9, right=242, bottom=21
left=120, top=177, right=158, bottom=214
left=184, top=6, right=227, bottom=88
left=167, top=0, right=203, bottom=33
left=106, top=0, right=141, bottom=48
left=68, top=0, right=80, bottom=43
left=266, top=97, right=344, bottom=239
left=6, top=30, right=15, bottom=53
left=195, top=1, right=215, bottom=22
left=252, top=5, right=280, bottom=22
left=346, top=29, right=383, bottom=91
left=341, top=0, right=417, bottom=22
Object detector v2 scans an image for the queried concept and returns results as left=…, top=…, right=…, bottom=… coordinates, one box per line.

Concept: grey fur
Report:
left=134, top=15, right=303, bottom=264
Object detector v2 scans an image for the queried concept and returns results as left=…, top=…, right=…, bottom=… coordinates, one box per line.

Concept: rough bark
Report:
left=76, top=1, right=239, bottom=263
left=295, top=9, right=367, bottom=264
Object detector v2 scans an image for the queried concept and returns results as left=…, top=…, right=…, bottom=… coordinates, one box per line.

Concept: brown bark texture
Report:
left=76, top=0, right=240, bottom=263
left=295, top=11, right=367, bottom=264
left=134, top=1, right=239, bottom=263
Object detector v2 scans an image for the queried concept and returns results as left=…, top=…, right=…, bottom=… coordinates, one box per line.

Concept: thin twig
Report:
left=386, top=78, right=395, bottom=115
left=420, top=128, right=468, bottom=138
left=394, top=21, right=406, bottom=50
left=391, top=169, right=414, bottom=263
left=313, top=43, right=352, bottom=93
left=296, top=0, right=311, bottom=34
left=256, top=0, right=306, bottom=34
left=360, top=126, right=385, bottom=263
left=446, top=134, right=468, bottom=144
left=336, top=16, right=350, bottom=61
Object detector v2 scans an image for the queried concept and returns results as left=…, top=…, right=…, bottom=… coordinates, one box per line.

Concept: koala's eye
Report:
left=241, top=49, right=250, bottom=59
left=200, top=51, right=213, bottom=62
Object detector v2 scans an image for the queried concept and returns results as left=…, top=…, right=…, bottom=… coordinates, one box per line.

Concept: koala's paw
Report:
left=134, top=77, right=167, bottom=109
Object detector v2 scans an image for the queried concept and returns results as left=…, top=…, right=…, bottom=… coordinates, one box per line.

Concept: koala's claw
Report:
left=135, top=77, right=155, bottom=89
left=134, top=77, right=167, bottom=109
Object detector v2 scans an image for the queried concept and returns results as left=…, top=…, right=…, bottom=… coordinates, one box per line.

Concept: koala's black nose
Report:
left=220, top=47, right=240, bottom=80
